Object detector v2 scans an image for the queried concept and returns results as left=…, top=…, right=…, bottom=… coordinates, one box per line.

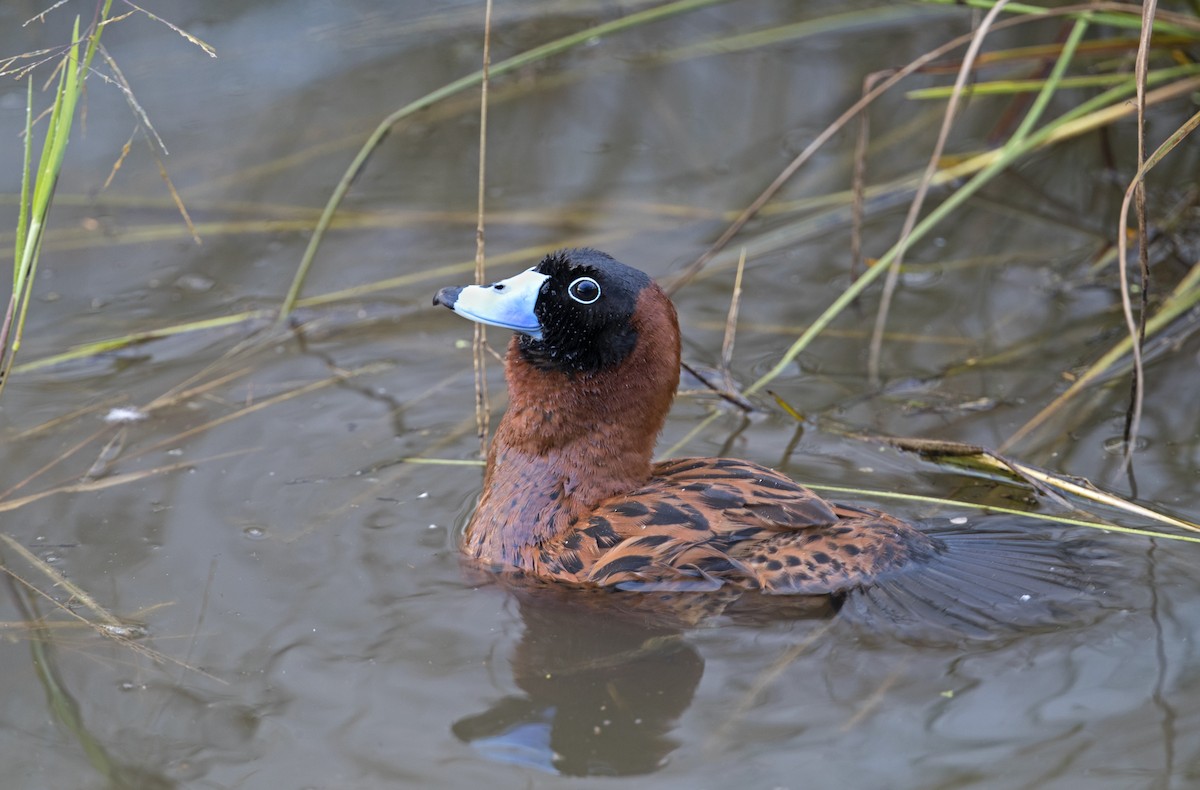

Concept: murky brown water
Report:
left=2, top=1, right=1199, bottom=788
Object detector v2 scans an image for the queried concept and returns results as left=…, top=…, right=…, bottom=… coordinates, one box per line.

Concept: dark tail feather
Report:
left=840, top=522, right=1121, bottom=640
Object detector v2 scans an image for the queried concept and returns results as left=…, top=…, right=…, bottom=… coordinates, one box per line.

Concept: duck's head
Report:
left=433, top=248, right=678, bottom=377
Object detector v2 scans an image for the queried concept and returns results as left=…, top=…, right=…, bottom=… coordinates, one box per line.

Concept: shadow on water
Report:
left=452, top=591, right=708, bottom=776
left=450, top=580, right=838, bottom=777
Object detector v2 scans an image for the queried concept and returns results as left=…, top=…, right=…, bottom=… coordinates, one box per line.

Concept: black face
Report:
left=522, top=249, right=652, bottom=375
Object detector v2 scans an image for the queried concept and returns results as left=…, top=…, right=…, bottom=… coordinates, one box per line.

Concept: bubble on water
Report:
left=243, top=526, right=267, bottom=540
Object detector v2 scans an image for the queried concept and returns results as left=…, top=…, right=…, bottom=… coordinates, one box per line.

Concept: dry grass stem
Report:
left=118, top=0, right=217, bottom=56
left=850, top=70, right=887, bottom=278
left=0, top=533, right=122, bottom=626
left=879, top=434, right=1200, bottom=532
left=4, top=559, right=226, bottom=682
left=676, top=250, right=754, bottom=412
left=472, top=0, right=495, bottom=457
left=95, top=43, right=167, bottom=153
left=1117, top=1, right=1157, bottom=475
left=867, top=0, right=1012, bottom=385
left=150, top=138, right=200, bottom=243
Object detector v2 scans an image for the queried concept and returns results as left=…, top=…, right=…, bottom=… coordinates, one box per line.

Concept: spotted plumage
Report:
left=433, top=249, right=1104, bottom=633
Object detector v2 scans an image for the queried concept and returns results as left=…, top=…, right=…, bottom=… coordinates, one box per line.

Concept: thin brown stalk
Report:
left=150, top=138, right=200, bottom=244
left=867, top=0, right=1011, bottom=386
left=675, top=250, right=754, bottom=413
left=1118, top=0, right=1157, bottom=475
left=101, top=130, right=133, bottom=190
left=473, top=0, right=495, bottom=457
left=850, top=70, right=887, bottom=278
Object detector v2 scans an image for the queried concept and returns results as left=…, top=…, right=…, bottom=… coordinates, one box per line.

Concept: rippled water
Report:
left=1, top=2, right=1198, bottom=788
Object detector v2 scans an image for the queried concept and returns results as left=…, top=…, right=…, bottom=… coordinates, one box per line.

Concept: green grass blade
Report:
left=907, top=70, right=1177, bottom=100
left=1, top=18, right=84, bottom=397
left=13, top=78, right=32, bottom=284
left=919, top=0, right=1200, bottom=37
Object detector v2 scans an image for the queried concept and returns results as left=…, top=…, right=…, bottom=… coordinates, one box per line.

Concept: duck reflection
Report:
left=453, top=585, right=834, bottom=776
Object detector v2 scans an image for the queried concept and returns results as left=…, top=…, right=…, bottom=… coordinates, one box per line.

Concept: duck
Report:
left=433, top=248, right=1102, bottom=631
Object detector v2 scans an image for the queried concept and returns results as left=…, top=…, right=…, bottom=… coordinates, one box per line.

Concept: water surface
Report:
left=1, top=2, right=1198, bottom=788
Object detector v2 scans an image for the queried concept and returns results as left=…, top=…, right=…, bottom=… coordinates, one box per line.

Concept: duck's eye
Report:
left=567, top=276, right=601, bottom=305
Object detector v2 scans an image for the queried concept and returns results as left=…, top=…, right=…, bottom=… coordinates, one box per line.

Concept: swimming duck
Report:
left=433, top=249, right=1098, bottom=629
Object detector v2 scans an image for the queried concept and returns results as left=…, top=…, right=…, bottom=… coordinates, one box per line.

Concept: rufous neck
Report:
left=494, top=284, right=680, bottom=495
left=466, top=282, right=681, bottom=568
